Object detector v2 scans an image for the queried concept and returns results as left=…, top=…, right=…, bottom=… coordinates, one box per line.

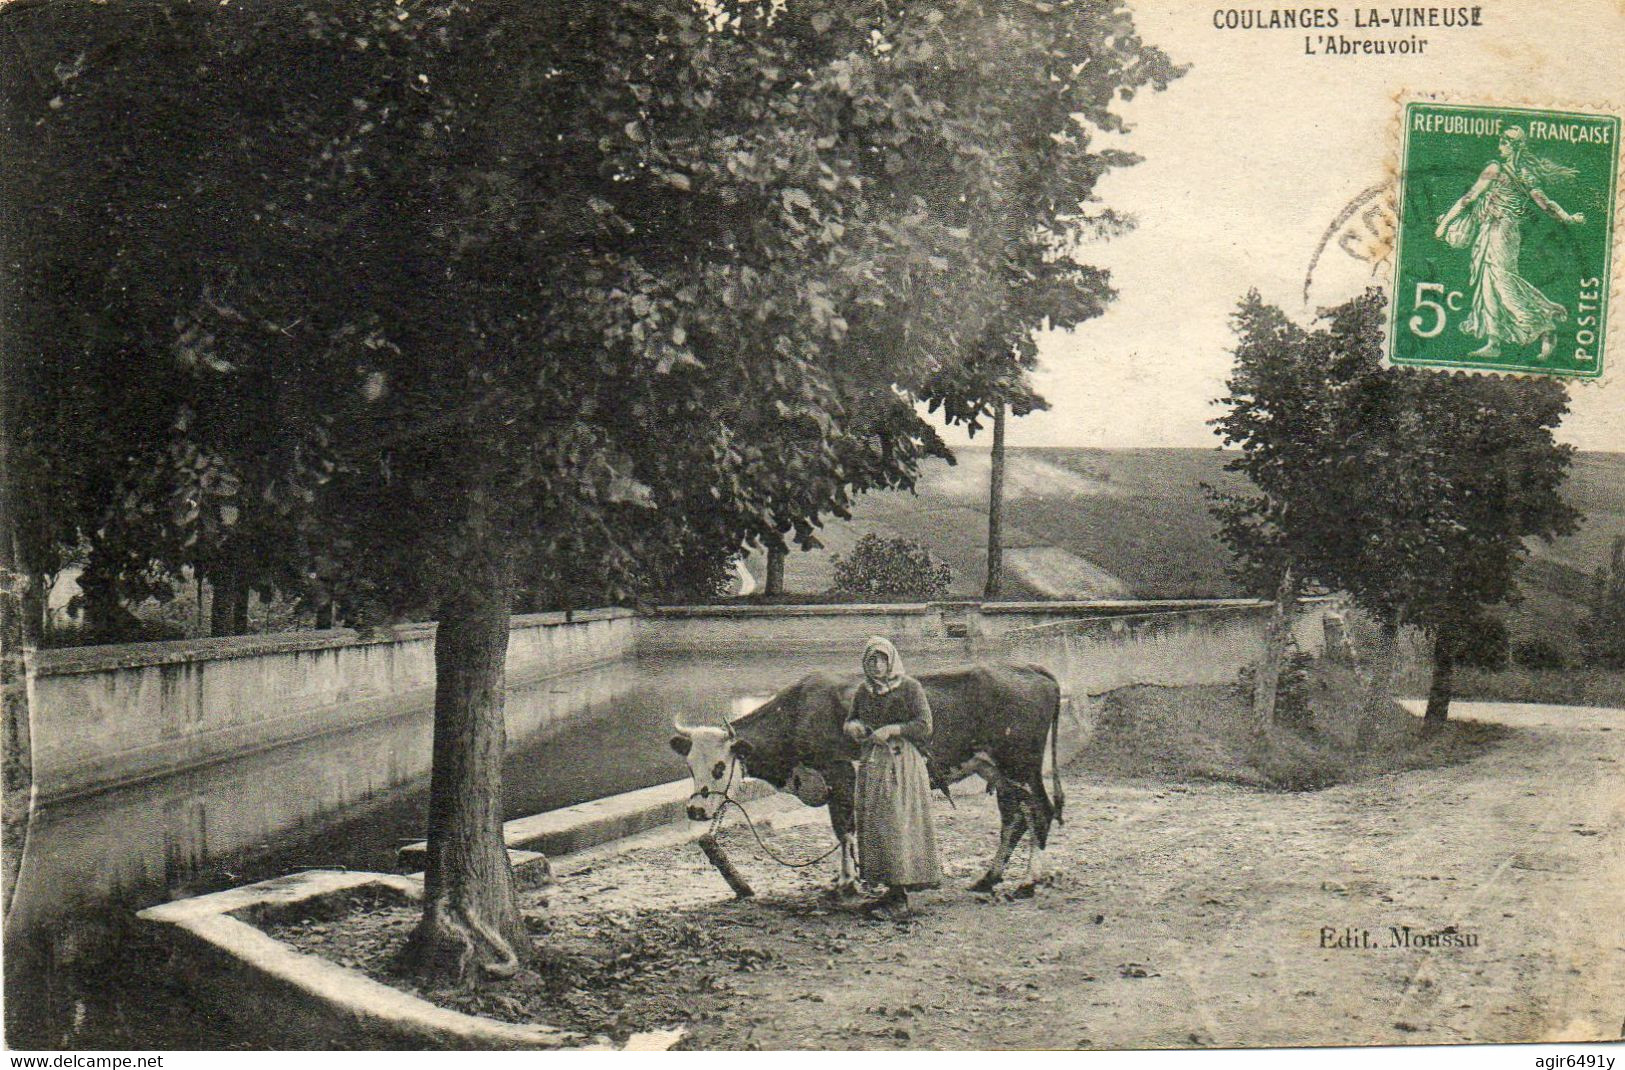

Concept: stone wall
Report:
left=639, top=599, right=1271, bottom=653
left=24, top=598, right=1328, bottom=806
left=27, top=609, right=637, bottom=804
left=1002, top=600, right=1333, bottom=762
left=11, top=597, right=1335, bottom=941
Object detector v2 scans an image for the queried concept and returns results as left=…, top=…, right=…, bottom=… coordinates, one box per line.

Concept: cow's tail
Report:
left=1049, top=681, right=1066, bottom=827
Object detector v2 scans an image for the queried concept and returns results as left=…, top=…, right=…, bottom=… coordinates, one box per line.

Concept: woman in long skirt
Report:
left=1434, top=125, right=1587, bottom=361
left=843, top=636, right=943, bottom=915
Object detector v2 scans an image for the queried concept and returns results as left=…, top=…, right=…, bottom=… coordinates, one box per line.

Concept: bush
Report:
left=829, top=534, right=952, bottom=601
left=1234, top=647, right=1314, bottom=733
left=1512, top=636, right=1568, bottom=671
left=1276, top=650, right=1315, bottom=732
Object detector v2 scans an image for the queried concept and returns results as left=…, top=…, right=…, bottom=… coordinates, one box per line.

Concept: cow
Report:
left=669, top=662, right=1065, bottom=896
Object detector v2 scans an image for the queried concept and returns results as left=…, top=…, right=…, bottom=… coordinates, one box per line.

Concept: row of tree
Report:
left=1, top=0, right=1180, bottom=979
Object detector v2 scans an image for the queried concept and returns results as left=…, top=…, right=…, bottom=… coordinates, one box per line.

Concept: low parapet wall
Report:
left=24, top=597, right=1328, bottom=807
left=640, top=599, right=1271, bottom=653
left=27, top=609, right=637, bottom=805
left=1004, top=600, right=1333, bottom=758
left=1004, top=600, right=1331, bottom=693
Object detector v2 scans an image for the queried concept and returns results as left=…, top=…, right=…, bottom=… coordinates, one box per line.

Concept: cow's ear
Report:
left=731, top=738, right=753, bottom=760
left=669, top=735, right=692, bottom=757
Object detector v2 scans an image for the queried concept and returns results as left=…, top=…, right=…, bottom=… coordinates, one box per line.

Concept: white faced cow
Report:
left=670, top=663, right=1064, bottom=895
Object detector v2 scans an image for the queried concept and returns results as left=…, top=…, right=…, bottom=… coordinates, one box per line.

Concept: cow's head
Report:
left=669, top=722, right=753, bottom=821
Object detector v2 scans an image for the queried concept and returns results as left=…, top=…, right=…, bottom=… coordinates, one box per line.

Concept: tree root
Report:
left=426, top=892, right=521, bottom=984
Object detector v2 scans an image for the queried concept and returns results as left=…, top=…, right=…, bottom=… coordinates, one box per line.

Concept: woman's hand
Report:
left=844, top=720, right=871, bottom=743
left=871, top=724, right=900, bottom=743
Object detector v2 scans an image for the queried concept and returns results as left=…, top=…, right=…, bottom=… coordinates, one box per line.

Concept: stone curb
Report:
left=136, top=869, right=683, bottom=1051
left=396, top=776, right=778, bottom=867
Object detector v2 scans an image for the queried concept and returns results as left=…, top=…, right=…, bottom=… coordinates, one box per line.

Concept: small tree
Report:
left=1211, top=290, right=1579, bottom=730
left=1579, top=535, right=1625, bottom=669
left=830, top=534, right=952, bottom=601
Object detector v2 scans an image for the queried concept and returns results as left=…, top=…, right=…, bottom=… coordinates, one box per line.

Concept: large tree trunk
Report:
left=0, top=337, right=33, bottom=927
left=1251, top=565, right=1295, bottom=736
left=1423, top=626, right=1455, bottom=730
left=1359, top=608, right=1403, bottom=745
left=404, top=547, right=530, bottom=984
left=983, top=402, right=1006, bottom=600
left=1, top=481, right=34, bottom=927
left=764, top=545, right=786, bottom=597
left=20, top=575, right=44, bottom=647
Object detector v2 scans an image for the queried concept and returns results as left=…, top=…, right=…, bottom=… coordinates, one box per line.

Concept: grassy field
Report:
left=742, top=446, right=1624, bottom=705
left=752, top=446, right=1625, bottom=625
left=748, top=447, right=1255, bottom=601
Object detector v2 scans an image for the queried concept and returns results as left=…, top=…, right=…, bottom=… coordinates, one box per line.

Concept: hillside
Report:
left=746, top=447, right=1625, bottom=645
left=746, top=447, right=1253, bottom=601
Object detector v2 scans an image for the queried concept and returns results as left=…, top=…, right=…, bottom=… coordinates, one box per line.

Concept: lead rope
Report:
left=716, top=796, right=844, bottom=869
left=707, top=756, right=843, bottom=869
left=704, top=753, right=1038, bottom=879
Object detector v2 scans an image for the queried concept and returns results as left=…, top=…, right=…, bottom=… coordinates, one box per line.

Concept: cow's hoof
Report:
left=1010, top=882, right=1038, bottom=899
left=968, top=874, right=1001, bottom=894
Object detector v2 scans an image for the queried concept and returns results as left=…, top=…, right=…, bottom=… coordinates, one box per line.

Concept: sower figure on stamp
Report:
left=843, top=636, right=943, bottom=918
left=1434, top=125, right=1587, bottom=362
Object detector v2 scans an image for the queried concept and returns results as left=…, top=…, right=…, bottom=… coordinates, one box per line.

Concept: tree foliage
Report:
left=3, top=0, right=1181, bottom=621
left=1209, top=290, right=1579, bottom=721
left=2, top=0, right=1182, bottom=981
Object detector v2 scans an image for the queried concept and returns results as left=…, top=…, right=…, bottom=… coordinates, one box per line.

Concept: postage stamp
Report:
left=1387, top=100, right=1621, bottom=378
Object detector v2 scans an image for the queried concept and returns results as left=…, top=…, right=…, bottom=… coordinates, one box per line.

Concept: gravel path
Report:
left=537, top=701, right=1625, bottom=1049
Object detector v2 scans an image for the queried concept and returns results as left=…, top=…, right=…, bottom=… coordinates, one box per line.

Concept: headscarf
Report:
left=861, top=636, right=905, bottom=695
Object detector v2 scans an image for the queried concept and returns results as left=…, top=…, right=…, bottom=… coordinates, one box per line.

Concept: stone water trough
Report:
left=137, top=773, right=791, bottom=1050
left=137, top=865, right=686, bottom=1051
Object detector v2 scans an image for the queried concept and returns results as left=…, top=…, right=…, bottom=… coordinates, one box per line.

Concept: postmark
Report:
left=1387, top=100, right=1621, bottom=378
left=1303, top=181, right=1393, bottom=307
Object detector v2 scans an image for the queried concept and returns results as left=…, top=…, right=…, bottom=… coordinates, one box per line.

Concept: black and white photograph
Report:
left=0, top=0, right=1620, bottom=1054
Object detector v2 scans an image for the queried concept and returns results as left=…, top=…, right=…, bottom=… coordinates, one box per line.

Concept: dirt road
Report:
left=536, top=700, right=1623, bottom=1049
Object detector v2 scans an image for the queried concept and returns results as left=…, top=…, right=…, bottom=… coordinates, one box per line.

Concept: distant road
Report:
left=1398, top=699, right=1625, bottom=727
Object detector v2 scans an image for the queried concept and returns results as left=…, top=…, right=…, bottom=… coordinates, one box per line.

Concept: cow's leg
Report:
left=1017, top=770, right=1057, bottom=889
left=825, top=762, right=861, bottom=898
left=969, top=788, right=1030, bottom=893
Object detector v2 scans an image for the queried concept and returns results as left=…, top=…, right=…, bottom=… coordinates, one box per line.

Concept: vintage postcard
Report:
left=0, top=0, right=1620, bottom=1058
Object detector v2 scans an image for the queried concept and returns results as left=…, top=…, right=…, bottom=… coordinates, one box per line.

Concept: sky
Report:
left=935, top=0, right=1625, bottom=452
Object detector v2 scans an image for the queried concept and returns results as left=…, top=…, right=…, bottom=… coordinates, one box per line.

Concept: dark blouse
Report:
left=847, top=677, right=934, bottom=750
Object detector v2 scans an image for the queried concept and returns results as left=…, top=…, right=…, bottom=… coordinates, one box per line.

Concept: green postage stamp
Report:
left=1389, top=101, right=1620, bottom=378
